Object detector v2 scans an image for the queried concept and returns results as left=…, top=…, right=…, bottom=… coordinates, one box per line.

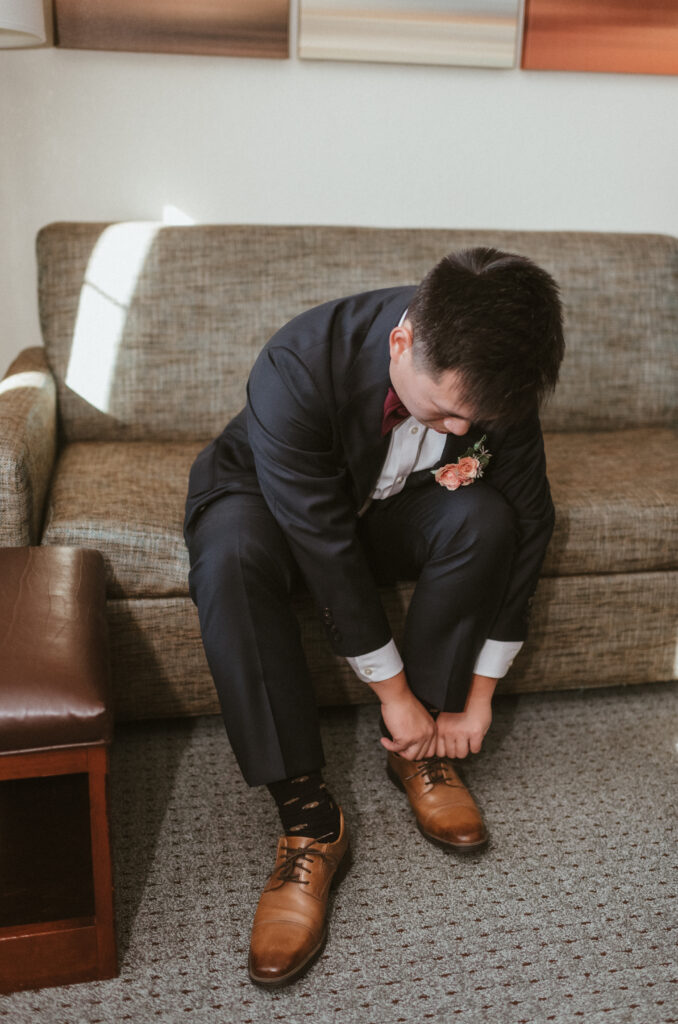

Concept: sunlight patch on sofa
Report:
left=0, top=370, right=48, bottom=396
left=65, top=222, right=161, bottom=413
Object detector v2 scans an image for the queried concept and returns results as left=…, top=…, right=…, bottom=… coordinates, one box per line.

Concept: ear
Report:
left=388, top=319, right=414, bottom=362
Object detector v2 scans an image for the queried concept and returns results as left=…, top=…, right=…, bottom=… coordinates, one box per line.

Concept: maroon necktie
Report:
left=381, top=386, right=410, bottom=436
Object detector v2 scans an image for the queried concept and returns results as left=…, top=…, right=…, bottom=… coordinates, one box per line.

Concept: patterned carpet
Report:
left=2, top=682, right=676, bottom=1024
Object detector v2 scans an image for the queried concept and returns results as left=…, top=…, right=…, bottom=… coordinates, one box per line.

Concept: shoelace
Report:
left=273, top=836, right=332, bottom=887
left=403, top=757, right=463, bottom=789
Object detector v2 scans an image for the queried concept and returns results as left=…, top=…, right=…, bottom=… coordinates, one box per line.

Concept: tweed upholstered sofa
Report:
left=1, top=224, right=676, bottom=721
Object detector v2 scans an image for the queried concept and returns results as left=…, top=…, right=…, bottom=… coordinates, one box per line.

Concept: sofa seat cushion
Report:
left=41, top=429, right=677, bottom=599
left=543, top=428, right=678, bottom=576
left=42, top=441, right=204, bottom=597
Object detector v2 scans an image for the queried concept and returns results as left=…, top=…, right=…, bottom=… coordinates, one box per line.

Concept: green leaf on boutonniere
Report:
left=461, top=434, right=492, bottom=471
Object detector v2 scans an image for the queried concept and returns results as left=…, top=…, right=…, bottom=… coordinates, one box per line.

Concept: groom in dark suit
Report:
left=184, top=247, right=565, bottom=987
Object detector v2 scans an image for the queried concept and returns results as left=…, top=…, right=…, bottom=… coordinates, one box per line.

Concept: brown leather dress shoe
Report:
left=248, top=810, right=350, bottom=987
left=387, top=751, right=488, bottom=852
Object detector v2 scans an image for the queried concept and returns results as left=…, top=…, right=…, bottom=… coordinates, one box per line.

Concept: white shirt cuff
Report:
left=346, top=639, right=404, bottom=683
left=473, top=639, right=523, bottom=679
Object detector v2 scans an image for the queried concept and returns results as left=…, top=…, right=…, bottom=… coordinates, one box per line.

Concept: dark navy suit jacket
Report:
left=185, top=286, right=554, bottom=658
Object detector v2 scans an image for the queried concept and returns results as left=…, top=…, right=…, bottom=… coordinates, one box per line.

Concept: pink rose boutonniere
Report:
left=432, top=435, right=492, bottom=491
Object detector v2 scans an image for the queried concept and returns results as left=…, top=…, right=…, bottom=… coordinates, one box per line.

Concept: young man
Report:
left=184, top=247, right=565, bottom=987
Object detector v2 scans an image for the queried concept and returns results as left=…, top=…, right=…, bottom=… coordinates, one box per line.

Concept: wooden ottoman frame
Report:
left=0, top=547, right=117, bottom=992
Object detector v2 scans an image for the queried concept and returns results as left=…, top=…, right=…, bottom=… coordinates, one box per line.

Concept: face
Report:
left=388, top=320, right=475, bottom=435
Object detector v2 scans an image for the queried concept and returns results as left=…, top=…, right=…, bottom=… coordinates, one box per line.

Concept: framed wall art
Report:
left=522, top=0, right=678, bottom=76
left=298, top=0, right=523, bottom=69
left=54, top=0, right=290, bottom=59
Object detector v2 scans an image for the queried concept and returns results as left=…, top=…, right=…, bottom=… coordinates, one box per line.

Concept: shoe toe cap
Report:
left=427, top=807, right=488, bottom=847
left=249, top=921, right=319, bottom=982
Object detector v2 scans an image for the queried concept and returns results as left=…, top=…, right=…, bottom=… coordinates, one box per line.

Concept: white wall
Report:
left=1, top=29, right=677, bottom=376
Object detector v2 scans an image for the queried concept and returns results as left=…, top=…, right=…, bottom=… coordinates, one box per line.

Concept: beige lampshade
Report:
left=0, top=0, right=47, bottom=47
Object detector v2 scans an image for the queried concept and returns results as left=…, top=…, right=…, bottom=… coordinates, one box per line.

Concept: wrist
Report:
left=465, top=673, right=497, bottom=709
left=367, top=669, right=411, bottom=705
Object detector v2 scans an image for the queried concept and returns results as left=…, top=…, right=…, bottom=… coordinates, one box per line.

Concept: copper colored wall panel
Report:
left=522, top=0, right=678, bottom=75
left=54, top=0, right=289, bottom=59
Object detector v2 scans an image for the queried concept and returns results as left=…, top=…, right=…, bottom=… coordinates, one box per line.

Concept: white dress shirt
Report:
left=346, top=311, right=522, bottom=686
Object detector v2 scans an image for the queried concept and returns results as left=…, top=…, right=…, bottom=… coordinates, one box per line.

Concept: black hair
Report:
left=407, top=247, right=565, bottom=425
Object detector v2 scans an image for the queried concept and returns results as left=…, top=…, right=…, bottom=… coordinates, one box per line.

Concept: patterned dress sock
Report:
left=267, top=771, right=341, bottom=842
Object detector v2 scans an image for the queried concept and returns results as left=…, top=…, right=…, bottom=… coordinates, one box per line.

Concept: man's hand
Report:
left=367, top=670, right=436, bottom=761
left=434, top=674, right=497, bottom=759
left=380, top=691, right=437, bottom=761
left=435, top=706, right=492, bottom=759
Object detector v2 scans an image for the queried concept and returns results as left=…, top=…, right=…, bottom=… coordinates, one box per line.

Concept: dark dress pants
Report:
left=186, top=480, right=516, bottom=787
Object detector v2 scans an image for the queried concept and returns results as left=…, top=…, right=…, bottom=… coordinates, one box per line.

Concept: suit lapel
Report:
left=334, top=285, right=491, bottom=507
left=440, top=432, right=473, bottom=464
left=337, top=287, right=415, bottom=506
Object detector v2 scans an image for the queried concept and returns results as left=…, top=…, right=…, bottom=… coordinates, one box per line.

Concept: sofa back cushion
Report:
left=37, top=222, right=677, bottom=441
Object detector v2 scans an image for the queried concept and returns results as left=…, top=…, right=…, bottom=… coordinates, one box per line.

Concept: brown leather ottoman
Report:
left=0, top=546, right=117, bottom=992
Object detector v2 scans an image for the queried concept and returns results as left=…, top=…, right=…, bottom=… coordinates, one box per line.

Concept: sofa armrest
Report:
left=0, top=347, right=58, bottom=545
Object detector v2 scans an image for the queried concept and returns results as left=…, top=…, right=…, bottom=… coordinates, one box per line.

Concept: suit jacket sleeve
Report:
left=483, top=410, right=555, bottom=643
left=246, top=344, right=393, bottom=657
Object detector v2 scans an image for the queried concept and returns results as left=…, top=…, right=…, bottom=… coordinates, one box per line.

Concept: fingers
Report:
left=433, top=727, right=475, bottom=760
left=439, top=738, right=463, bottom=759
left=423, top=735, right=437, bottom=760
left=380, top=736, right=418, bottom=759
left=399, top=740, right=428, bottom=761
left=381, top=732, right=436, bottom=761
left=411, top=736, right=435, bottom=761
left=469, top=733, right=484, bottom=755
left=454, top=736, right=469, bottom=759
